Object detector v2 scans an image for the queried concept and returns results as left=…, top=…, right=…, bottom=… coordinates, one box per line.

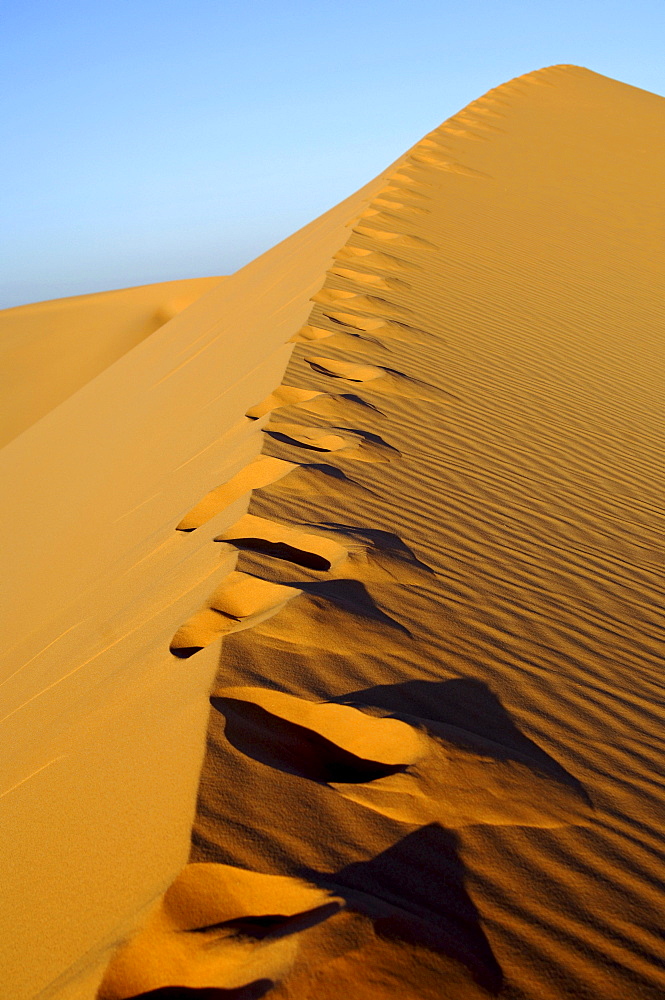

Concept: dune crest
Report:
left=2, top=64, right=665, bottom=1000
left=183, top=64, right=665, bottom=1000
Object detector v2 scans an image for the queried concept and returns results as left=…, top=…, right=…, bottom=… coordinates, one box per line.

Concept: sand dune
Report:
left=0, top=276, right=223, bottom=447
left=2, top=64, right=665, bottom=999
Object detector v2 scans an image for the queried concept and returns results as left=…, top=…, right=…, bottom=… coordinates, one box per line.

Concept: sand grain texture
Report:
left=2, top=65, right=665, bottom=1000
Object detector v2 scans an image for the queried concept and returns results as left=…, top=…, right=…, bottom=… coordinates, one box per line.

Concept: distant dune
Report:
left=1, top=65, right=664, bottom=1000
left=0, top=276, right=223, bottom=447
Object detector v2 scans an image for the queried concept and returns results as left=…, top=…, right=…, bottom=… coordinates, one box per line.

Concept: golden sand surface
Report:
left=0, top=276, right=223, bottom=448
left=1, top=65, right=664, bottom=999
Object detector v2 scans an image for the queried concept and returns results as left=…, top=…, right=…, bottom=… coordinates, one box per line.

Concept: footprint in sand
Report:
left=332, top=245, right=420, bottom=271
left=389, top=168, right=439, bottom=189
left=292, top=392, right=385, bottom=423
left=381, top=183, right=432, bottom=202
left=176, top=457, right=297, bottom=531
left=303, top=356, right=390, bottom=382
left=289, top=324, right=387, bottom=352
left=370, top=197, right=429, bottom=216
left=321, top=310, right=430, bottom=346
left=215, top=514, right=348, bottom=573
left=215, top=518, right=430, bottom=588
left=245, top=386, right=325, bottom=420
left=250, top=388, right=385, bottom=425
left=328, top=266, right=412, bottom=292
left=408, top=150, right=489, bottom=177
left=170, top=572, right=300, bottom=658
left=303, top=356, right=444, bottom=401
left=352, top=225, right=438, bottom=250
left=263, top=422, right=394, bottom=463
left=211, top=688, right=592, bottom=830
left=97, top=863, right=342, bottom=999
left=310, top=288, right=412, bottom=317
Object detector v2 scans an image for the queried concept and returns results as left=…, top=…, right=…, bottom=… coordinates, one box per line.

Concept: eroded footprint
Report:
left=332, top=246, right=419, bottom=271
left=253, top=464, right=383, bottom=512
left=371, top=197, right=429, bottom=216
left=211, top=688, right=592, bottom=830
left=352, top=225, right=438, bottom=250
left=303, top=356, right=444, bottom=401
left=322, top=310, right=430, bottom=346
left=328, top=266, right=412, bottom=292
left=389, top=169, right=440, bottom=189
left=246, top=386, right=324, bottom=421
left=215, top=514, right=348, bottom=573
left=317, top=524, right=432, bottom=583
left=350, top=208, right=405, bottom=226
left=408, top=151, right=489, bottom=178
left=310, top=288, right=412, bottom=318
left=304, top=357, right=384, bottom=383
left=289, top=325, right=335, bottom=343
left=170, top=572, right=300, bottom=657
left=217, top=519, right=429, bottom=587
left=264, top=423, right=393, bottom=463
left=381, top=184, right=432, bottom=202
left=293, top=392, right=385, bottom=423
left=212, top=687, right=424, bottom=784
left=289, top=324, right=386, bottom=351
left=177, top=457, right=297, bottom=531
left=97, top=863, right=342, bottom=999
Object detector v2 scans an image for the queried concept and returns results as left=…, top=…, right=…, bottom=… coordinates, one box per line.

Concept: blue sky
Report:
left=1, top=0, right=664, bottom=307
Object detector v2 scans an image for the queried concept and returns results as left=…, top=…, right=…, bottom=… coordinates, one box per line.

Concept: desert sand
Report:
left=1, top=64, right=664, bottom=999
left=0, top=276, right=223, bottom=448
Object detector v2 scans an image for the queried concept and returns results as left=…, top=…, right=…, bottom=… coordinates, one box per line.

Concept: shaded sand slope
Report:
left=0, top=158, right=405, bottom=996
left=99, top=67, right=664, bottom=999
left=0, top=276, right=224, bottom=448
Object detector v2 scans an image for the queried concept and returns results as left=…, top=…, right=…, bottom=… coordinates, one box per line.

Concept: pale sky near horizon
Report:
left=1, top=0, right=663, bottom=308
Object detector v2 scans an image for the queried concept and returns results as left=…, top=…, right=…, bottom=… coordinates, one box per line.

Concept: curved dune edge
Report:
left=94, top=63, right=665, bottom=1000
left=97, top=863, right=344, bottom=998
left=0, top=94, right=410, bottom=999
left=0, top=275, right=224, bottom=447
left=3, top=63, right=665, bottom=999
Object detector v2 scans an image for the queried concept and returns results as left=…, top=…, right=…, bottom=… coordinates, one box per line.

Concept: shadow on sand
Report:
left=337, top=676, right=589, bottom=796
left=124, top=981, right=273, bottom=999
left=196, top=677, right=595, bottom=996
left=313, top=823, right=503, bottom=994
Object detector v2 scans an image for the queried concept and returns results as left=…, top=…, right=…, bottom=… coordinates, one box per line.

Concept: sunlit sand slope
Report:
left=0, top=276, right=223, bottom=447
left=101, top=66, right=665, bottom=999
left=0, top=163, right=403, bottom=996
